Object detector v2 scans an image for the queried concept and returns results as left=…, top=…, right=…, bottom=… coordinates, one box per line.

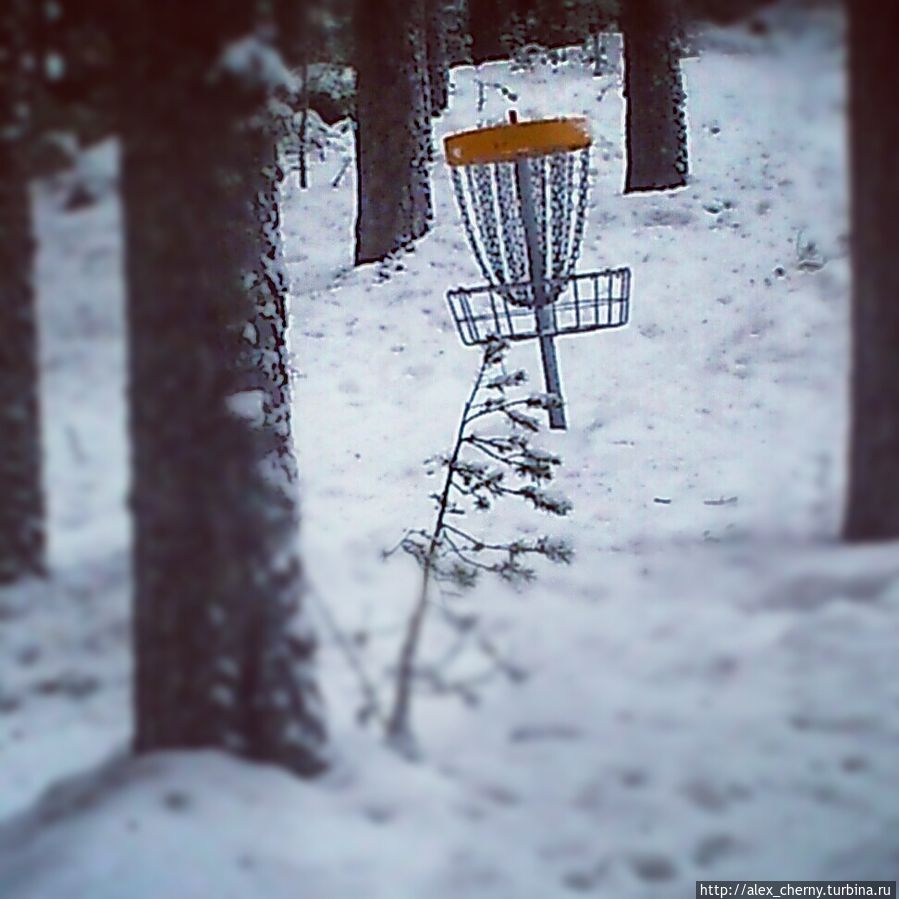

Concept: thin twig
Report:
left=307, top=587, right=387, bottom=728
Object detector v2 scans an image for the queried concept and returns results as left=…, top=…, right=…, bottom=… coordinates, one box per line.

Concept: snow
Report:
left=218, top=37, right=298, bottom=92
left=3, top=5, right=899, bottom=897
left=225, top=389, right=266, bottom=425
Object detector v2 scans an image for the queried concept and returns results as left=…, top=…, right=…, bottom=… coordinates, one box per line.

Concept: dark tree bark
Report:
left=844, top=1, right=899, bottom=541
left=275, top=0, right=311, bottom=188
left=468, top=0, right=508, bottom=63
left=120, top=1, right=326, bottom=775
left=531, top=0, right=567, bottom=46
left=444, top=0, right=472, bottom=65
left=506, top=0, right=534, bottom=50
left=425, top=0, right=450, bottom=116
left=0, top=0, right=46, bottom=585
left=621, top=0, right=689, bottom=193
left=298, top=57, right=310, bottom=189
left=512, top=1, right=612, bottom=52
left=354, top=0, right=433, bottom=264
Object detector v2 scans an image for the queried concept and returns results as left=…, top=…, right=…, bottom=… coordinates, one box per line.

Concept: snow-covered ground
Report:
left=3, top=6, right=898, bottom=897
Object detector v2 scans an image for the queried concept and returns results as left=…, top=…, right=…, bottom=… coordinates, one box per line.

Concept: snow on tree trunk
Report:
left=120, top=4, right=326, bottom=776
left=621, top=0, right=689, bottom=193
left=844, top=1, right=899, bottom=541
left=354, top=0, right=433, bottom=264
left=426, top=0, right=450, bottom=117
left=0, top=0, right=46, bottom=585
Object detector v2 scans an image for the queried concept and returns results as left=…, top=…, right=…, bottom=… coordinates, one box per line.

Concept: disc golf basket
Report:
left=444, top=113, right=631, bottom=429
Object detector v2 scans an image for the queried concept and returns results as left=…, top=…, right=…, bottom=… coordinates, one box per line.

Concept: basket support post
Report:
left=514, top=156, right=567, bottom=430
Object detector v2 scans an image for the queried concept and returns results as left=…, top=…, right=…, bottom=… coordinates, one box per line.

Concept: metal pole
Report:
left=511, top=114, right=567, bottom=430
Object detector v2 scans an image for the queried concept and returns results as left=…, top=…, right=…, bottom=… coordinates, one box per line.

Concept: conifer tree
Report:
left=120, top=0, right=326, bottom=775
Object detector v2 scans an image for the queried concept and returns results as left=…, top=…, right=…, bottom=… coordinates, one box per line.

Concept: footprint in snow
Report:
left=629, top=852, right=678, bottom=882
left=693, top=833, right=741, bottom=867
left=682, top=777, right=752, bottom=813
left=619, top=767, right=649, bottom=788
left=477, top=782, right=520, bottom=806
left=508, top=723, right=583, bottom=743
left=561, top=860, right=609, bottom=892
left=362, top=803, right=396, bottom=823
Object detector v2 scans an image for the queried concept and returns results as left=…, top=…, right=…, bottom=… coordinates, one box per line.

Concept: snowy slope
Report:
left=2, top=5, right=899, bottom=897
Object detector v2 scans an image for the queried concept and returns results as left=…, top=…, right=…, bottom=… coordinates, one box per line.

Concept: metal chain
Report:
left=451, top=167, right=495, bottom=288
left=470, top=164, right=506, bottom=287
left=449, top=145, right=591, bottom=308
left=494, top=162, right=531, bottom=305
left=567, top=147, right=591, bottom=280
left=549, top=152, right=574, bottom=279
left=530, top=155, right=548, bottom=283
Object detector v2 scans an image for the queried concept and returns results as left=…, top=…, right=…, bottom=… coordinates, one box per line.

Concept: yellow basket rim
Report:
left=444, top=116, right=591, bottom=167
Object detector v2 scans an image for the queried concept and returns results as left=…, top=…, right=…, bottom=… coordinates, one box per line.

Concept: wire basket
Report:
left=446, top=267, right=631, bottom=346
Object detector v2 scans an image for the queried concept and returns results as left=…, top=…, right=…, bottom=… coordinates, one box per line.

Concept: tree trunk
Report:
left=426, top=0, right=450, bottom=116
left=469, top=0, right=508, bottom=63
left=120, top=2, right=326, bottom=775
left=298, top=57, right=310, bottom=189
left=844, top=1, right=899, bottom=541
left=621, top=0, right=689, bottom=193
left=0, top=0, right=46, bottom=585
left=532, top=0, right=564, bottom=46
left=444, top=0, right=472, bottom=65
left=274, top=0, right=310, bottom=188
left=354, top=0, right=433, bottom=264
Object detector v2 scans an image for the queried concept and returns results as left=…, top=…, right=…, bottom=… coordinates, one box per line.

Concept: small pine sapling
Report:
left=385, top=337, right=573, bottom=755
